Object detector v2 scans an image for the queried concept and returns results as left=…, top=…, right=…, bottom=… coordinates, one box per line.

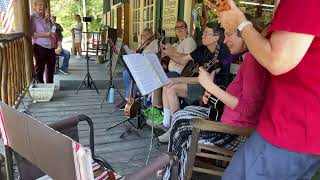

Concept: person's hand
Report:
left=218, top=0, right=246, bottom=33
left=202, top=91, right=212, bottom=105
left=161, top=44, right=174, bottom=56
left=198, top=67, right=214, bottom=90
left=46, top=32, right=53, bottom=37
left=167, top=78, right=180, bottom=88
left=55, top=47, right=62, bottom=55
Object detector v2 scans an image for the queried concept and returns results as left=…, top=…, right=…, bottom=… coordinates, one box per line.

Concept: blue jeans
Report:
left=60, top=49, right=70, bottom=72
left=223, top=131, right=320, bottom=180
left=123, top=70, right=137, bottom=98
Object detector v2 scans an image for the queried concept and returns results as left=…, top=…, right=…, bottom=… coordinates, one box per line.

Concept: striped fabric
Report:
left=0, top=0, right=14, bottom=33
left=93, top=162, right=123, bottom=180
left=162, top=106, right=246, bottom=180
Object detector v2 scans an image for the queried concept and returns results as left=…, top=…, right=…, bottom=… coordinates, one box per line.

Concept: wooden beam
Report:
left=13, top=0, right=33, bottom=85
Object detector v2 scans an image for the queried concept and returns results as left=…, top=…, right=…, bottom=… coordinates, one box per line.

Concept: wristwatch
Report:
left=237, top=20, right=253, bottom=37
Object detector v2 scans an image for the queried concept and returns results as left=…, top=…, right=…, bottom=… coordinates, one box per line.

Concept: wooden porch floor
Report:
left=0, top=55, right=219, bottom=179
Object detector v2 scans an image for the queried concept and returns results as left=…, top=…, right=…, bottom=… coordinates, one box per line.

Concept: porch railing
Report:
left=0, top=33, right=29, bottom=107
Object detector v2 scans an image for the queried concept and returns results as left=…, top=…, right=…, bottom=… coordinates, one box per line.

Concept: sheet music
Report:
left=123, top=53, right=169, bottom=95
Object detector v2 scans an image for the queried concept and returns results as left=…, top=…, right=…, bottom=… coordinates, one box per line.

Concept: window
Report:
left=132, top=0, right=155, bottom=43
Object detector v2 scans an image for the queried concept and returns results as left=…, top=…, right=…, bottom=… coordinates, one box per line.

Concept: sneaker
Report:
left=146, top=120, right=168, bottom=131
left=76, top=55, right=82, bottom=59
left=59, top=69, right=69, bottom=75
left=158, top=129, right=171, bottom=143
left=156, top=169, right=165, bottom=180
left=116, top=100, right=127, bottom=110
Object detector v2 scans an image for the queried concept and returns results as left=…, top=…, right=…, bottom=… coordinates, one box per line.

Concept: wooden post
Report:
left=13, top=0, right=33, bottom=85
left=123, top=2, right=130, bottom=45
left=0, top=44, right=3, bottom=100
left=2, top=44, right=8, bottom=104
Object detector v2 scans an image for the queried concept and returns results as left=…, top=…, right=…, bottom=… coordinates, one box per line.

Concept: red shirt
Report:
left=221, top=53, right=269, bottom=128
left=257, top=0, right=320, bottom=155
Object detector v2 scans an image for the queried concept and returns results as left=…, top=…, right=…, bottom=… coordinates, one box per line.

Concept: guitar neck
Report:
left=128, top=80, right=135, bottom=99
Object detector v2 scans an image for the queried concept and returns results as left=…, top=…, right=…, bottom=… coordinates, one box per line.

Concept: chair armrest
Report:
left=48, top=116, right=80, bottom=132
left=192, top=118, right=254, bottom=137
left=124, top=152, right=178, bottom=180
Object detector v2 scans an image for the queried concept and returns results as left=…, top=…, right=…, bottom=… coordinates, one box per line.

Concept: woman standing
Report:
left=72, top=14, right=83, bottom=59
left=30, top=0, right=56, bottom=83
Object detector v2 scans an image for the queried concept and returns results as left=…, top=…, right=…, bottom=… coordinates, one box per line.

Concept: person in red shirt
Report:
left=219, top=0, right=320, bottom=179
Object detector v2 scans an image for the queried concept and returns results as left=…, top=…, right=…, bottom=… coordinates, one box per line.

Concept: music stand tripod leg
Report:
left=76, top=73, right=88, bottom=94
left=88, top=73, right=100, bottom=94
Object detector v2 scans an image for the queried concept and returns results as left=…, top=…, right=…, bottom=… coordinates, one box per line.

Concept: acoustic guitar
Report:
left=207, top=86, right=225, bottom=121
left=181, top=44, right=221, bottom=77
left=124, top=80, right=139, bottom=118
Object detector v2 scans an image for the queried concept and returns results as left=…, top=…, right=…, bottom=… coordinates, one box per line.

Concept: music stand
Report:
left=105, top=66, right=146, bottom=138
left=100, top=38, right=126, bottom=108
left=76, top=18, right=100, bottom=95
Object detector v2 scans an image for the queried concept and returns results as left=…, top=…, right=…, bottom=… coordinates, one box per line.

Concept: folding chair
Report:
left=0, top=103, right=177, bottom=180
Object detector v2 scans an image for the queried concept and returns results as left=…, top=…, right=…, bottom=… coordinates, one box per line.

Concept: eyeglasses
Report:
left=202, top=32, right=219, bottom=36
left=175, top=26, right=186, bottom=30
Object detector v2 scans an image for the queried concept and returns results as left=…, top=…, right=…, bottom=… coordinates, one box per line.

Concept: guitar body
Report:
left=161, top=56, right=170, bottom=72
left=207, top=95, right=224, bottom=121
left=180, top=61, right=199, bottom=77
left=207, top=86, right=226, bottom=121
left=124, top=81, right=139, bottom=118
left=124, top=97, right=139, bottom=118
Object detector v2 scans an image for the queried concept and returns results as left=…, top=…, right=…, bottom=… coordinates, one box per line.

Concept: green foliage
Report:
left=50, top=0, right=103, bottom=37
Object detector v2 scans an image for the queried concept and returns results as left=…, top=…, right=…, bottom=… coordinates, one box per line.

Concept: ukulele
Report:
left=124, top=80, right=139, bottom=118
left=206, top=0, right=231, bottom=12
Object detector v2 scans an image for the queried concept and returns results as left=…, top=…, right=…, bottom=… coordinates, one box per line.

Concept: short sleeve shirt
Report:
left=190, top=44, right=231, bottom=87
left=257, top=0, right=320, bottom=155
left=168, top=37, right=197, bottom=74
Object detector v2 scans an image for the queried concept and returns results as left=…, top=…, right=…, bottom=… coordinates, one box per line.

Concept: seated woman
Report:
left=161, top=24, right=270, bottom=179
left=156, top=23, right=231, bottom=139
left=118, top=28, right=159, bottom=108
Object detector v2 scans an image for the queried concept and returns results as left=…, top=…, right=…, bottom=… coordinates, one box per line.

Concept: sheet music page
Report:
left=144, top=53, right=170, bottom=86
left=123, top=53, right=169, bottom=95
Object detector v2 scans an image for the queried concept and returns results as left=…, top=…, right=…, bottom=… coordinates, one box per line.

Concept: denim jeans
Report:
left=123, top=69, right=137, bottom=98
left=223, top=131, right=320, bottom=180
left=60, top=49, right=70, bottom=72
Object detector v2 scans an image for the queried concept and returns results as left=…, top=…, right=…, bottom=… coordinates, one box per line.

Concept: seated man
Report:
left=156, top=22, right=231, bottom=140
left=52, top=15, right=70, bottom=74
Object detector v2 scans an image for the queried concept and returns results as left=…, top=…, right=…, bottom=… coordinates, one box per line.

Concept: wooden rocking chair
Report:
left=184, top=118, right=254, bottom=180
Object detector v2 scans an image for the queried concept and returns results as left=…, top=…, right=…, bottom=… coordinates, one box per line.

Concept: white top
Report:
left=168, top=36, right=197, bottom=74
left=74, top=22, right=83, bottom=35
left=142, top=39, right=159, bottom=54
